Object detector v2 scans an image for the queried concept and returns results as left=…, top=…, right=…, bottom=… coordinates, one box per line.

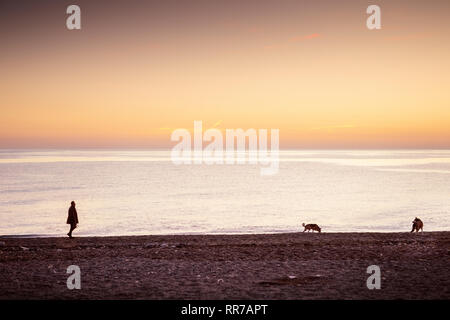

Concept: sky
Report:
left=1, top=0, right=449, bottom=149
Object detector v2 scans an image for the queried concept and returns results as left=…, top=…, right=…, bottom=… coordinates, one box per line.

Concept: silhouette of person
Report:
left=66, top=201, right=79, bottom=238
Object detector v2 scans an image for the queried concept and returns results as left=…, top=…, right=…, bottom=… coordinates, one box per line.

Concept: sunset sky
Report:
left=1, top=0, right=449, bottom=149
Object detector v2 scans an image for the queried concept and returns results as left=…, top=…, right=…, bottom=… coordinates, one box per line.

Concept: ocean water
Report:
left=0, top=149, right=449, bottom=236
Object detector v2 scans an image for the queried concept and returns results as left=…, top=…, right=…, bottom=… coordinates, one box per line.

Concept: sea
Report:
left=0, top=149, right=449, bottom=236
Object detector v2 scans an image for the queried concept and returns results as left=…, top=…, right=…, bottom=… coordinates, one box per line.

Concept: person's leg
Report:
left=68, top=223, right=76, bottom=238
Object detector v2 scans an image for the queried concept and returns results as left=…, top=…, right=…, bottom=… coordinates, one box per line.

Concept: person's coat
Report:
left=66, top=206, right=79, bottom=225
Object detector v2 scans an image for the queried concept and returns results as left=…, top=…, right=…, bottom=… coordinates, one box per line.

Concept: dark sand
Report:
left=0, top=232, right=449, bottom=299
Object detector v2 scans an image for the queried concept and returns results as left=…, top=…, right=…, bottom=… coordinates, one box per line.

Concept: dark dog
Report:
left=302, top=223, right=321, bottom=233
left=411, top=217, right=423, bottom=232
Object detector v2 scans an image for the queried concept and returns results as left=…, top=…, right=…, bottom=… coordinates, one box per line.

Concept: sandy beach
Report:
left=0, top=232, right=449, bottom=300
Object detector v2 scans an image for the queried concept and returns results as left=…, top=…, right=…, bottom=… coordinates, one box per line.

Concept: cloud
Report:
left=311, top=124, right=356, bottom=131
left=158, top=120, right=222, bottom=132
left=248, top=26, right=264, bottom=33
left=210, top=120, right=222, bottom=129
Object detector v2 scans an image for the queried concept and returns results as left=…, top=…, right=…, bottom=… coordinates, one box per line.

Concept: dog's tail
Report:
left=302, top=223, right=305, bottom=227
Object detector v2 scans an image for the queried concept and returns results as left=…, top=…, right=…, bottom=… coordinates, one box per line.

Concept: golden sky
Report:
left=1, top=0, right=449, bottom=148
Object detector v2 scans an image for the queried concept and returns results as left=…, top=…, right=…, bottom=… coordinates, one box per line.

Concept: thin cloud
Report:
left=158, top=120, right=223, bottom=132
left=311, top=124, right=357, bottom=131
left=210, top=120, right=222, bottom=129
left=247, top=26, right=264, bottom=33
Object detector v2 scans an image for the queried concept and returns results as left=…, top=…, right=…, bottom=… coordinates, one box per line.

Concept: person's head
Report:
left=71, top=201, right=76, bottom=207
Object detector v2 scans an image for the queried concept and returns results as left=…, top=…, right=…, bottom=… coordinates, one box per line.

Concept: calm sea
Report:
left=0, top=150, right=449, bottom=236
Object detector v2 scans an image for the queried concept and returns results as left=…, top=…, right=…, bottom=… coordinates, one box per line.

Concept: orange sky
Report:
left=1, top=0, right=449, bottom=148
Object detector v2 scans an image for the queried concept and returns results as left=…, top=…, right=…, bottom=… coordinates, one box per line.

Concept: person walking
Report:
left=67, top=201, right=79, bottom=238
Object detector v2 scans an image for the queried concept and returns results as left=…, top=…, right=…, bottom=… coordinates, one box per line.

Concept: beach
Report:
left=1, top=232, right=449, bottom=300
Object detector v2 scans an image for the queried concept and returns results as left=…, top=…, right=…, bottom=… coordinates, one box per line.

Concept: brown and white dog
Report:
left=302, top=223, right=321, bottom=233
left=411, top=217, right=423, bottom=232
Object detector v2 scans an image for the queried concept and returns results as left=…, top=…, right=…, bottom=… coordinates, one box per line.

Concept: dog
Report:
left=411, top=217, right=423, bottom=232
left=302, top=223, right=321, bottom=233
